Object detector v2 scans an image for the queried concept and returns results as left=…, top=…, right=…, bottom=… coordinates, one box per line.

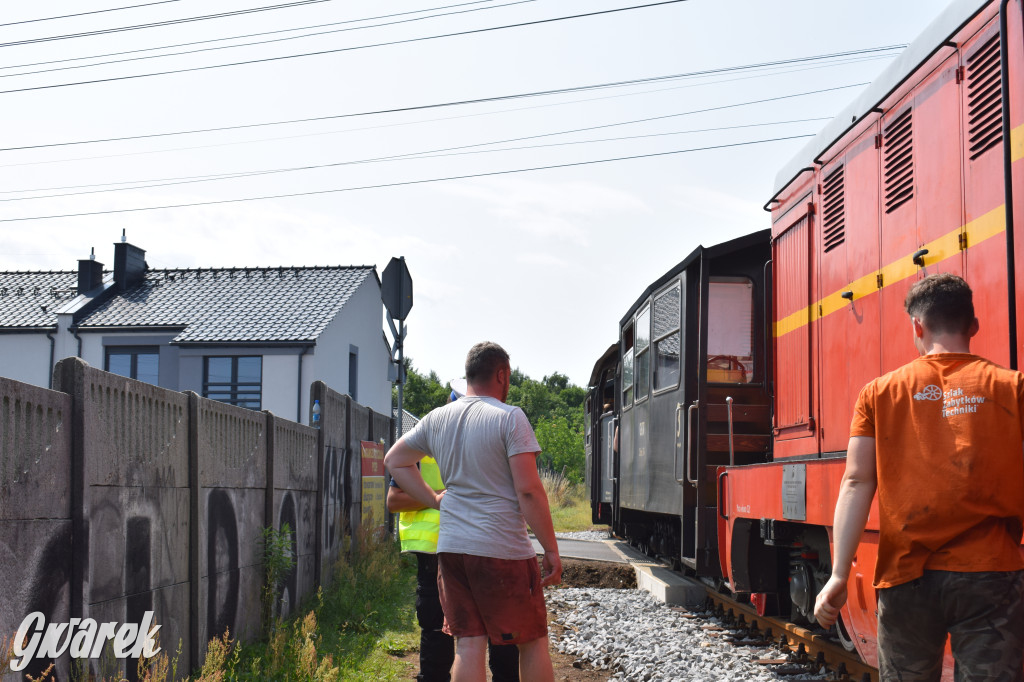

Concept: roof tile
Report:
left=0, top=266, right=376, bottom=343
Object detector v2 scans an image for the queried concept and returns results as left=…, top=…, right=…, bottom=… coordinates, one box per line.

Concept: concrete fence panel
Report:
left=312, top=383, right=354, bottom=585
left=269, top=414, right=318, bottom=618
left=52, top=358, right=193, bottom=682
left=0, top=377, right=73, bottom=682
left=348, top=402, right=371, bottom=541
left=193, top=396, right=267, bottom=659
left=370, top=410, right=393, bottom=449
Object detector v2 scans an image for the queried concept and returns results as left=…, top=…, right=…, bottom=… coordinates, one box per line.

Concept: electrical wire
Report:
left=0, top=134, right=813, bottom=223
left=0, top=0, right=334, bottom=49
left=0, top=1, right=185, bottom=28
left=1, top=118, right=831, bottom=200
left=0, top=46, right=901, bottom=153
left=0, top=0, right=691, bottom=96
left=0, top=80, right=862, bottom=183
left=0, top=58, right=880, bottom=169
left=0, top=0, right=531, bottom=76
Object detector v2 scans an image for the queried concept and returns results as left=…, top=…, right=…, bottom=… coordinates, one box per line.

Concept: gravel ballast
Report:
left=547, top=587, right=829, bottom=682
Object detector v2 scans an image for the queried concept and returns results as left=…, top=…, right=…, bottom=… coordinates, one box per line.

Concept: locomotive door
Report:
left=817, top=124, right=881, bottom=455
left=960, top=23, right=1012, bottom=367
left=880, top=53, right=966, bottom=374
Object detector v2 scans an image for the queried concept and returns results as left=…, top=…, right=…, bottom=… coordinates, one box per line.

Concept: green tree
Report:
left=534, top=412, right=585, bottom=482
left=398, top=357, right=450, bottom=418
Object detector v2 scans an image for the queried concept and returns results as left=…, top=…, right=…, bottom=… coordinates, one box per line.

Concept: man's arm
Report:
left=813, top=436, right=878, bottom=628
left=386, top=483, right=430, bottom=513
left=383, top=437, right=443, bottom=511
left=509, top=452, right=561, bottom=587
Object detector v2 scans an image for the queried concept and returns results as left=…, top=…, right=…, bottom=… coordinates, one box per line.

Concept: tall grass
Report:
left=540, top=468, right=601, bottom=533
left=195, top=529, right=418, bottom=681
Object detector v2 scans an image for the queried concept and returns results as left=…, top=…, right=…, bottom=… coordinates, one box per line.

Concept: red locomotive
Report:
left=586, top=0, right=1024, bottom=674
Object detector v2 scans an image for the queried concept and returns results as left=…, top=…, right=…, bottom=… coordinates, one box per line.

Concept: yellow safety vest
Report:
left=398, top=456, right=444, bottom=553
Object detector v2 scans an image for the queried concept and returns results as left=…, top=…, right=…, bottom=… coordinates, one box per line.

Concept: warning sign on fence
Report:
left=360, top=441, right=386, bottom=531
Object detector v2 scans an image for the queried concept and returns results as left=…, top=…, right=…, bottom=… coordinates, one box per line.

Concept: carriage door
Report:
left=685, top=253, right=727, bottom=576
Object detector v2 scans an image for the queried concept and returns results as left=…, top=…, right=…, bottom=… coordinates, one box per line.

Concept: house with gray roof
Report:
left=0, top=239, right=393, bottom=419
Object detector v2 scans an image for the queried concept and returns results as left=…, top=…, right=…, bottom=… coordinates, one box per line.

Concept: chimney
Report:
left=114, top=240, right=147, bottom=291
left=77, top=247, right=104, bottom=294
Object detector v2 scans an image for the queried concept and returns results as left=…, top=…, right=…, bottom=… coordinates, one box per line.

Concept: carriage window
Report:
left=635, top=307, right=651, bottom=401
left=653, top=283, right=681, bottom=391
left=622, top=323, right=635, bottom=407
left=707, top=278, right=754, bottom=384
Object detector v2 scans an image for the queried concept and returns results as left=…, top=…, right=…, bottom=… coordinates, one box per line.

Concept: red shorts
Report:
left=437, top=552, right=548, bottom=645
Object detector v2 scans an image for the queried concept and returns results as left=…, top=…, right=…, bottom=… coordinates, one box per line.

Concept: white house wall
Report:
left=262, top=352, right=301, bottom=422
left=312, top=276, right=391, bottom=415
left=0, top=333, right=53, bottom=387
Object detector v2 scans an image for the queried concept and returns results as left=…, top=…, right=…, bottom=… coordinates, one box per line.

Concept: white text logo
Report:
left=10, top=611, right=162, bottom=672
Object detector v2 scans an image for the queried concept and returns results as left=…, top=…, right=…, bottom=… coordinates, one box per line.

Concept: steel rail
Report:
left=703, top=588, right=878, bottom=682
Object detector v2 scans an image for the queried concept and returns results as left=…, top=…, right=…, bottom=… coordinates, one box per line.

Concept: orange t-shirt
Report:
left=850, top=353, right=1024, bottom=589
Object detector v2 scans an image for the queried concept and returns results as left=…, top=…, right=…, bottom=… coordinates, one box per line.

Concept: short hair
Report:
left=904, top=273, right=975, bottom=335
left=465, top=342, right=510, bottom=383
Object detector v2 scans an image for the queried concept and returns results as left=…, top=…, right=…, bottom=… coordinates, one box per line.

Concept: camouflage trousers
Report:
left=876, top=569, right=1024, bottom=682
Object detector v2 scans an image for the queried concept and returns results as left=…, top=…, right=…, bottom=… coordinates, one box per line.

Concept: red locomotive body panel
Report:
left=720, top=460, right=881, bottom=661
left=724, top=0, right=1024, bottom=674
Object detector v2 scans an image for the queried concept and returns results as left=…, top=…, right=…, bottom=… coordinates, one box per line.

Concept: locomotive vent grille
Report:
left=883, top=109, right=914, bottom=214
left=821, top=165, right=845, bottom=253
left=967, top=34, right=1002, bottom=160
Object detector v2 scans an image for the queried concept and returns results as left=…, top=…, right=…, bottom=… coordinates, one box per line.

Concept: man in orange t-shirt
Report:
left=814, top=273, right=1024, bottom=681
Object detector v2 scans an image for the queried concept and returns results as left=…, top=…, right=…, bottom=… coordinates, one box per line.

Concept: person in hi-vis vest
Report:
left=387, top=384, right=519, bottom=682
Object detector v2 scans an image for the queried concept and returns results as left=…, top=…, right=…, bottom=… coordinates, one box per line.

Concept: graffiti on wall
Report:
left=277, top=492, right=298, bottom=617
left=206, top=489, right=238, bottom=642
left=322, top=446, right=350, bottom=553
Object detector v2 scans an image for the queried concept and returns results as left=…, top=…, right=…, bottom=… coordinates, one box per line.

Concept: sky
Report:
left=0, top=0, right=950, bottom=388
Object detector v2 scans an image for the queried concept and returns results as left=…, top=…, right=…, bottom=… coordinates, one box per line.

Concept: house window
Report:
left=349, top=346, right=358, bottom=402
left=204, top=356, right=262, bottom=409
left=106, top=347, right=159, bottom=385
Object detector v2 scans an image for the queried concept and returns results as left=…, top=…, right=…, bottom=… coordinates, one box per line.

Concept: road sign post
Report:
left=382, top=257, right=413, bottom=443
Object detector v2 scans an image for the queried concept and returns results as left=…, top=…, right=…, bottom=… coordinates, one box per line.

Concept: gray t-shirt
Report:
left=403, top=396, right=541, bottom=559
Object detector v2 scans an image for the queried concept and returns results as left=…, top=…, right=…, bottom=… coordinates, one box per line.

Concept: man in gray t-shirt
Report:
left=385, top=342, right=561, bottom=682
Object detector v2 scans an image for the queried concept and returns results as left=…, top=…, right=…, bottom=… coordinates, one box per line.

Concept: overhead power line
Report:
left=0, top=0, right=529, bottom=75
left=0, top=60, right=877, bottom=169
left=2, top=118, right=831, bottom=201
left=0, top=134, right=813, bottom=223
left=0, top=1, right=185, bottom=28
left=0, top=47, right=900, bottom=152
left=0, top=0, right=334, bottom=49
left=0, top=0, right=691, bottom=96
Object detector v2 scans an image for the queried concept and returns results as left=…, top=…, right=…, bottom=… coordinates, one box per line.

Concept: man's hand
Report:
left=540, top=550, right=562, bottom=587
left=431, top=488, right=446, bottom=510
left=813, top=574, right=848, bottom=628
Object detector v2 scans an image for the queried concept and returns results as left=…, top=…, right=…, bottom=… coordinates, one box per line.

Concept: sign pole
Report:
left=381, top=255, right=412, bottom=444
left=396, top=318, right=404, bottom=444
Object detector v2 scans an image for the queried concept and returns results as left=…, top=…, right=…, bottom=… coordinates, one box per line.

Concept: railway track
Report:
left=702, top=589, right=877, bottom=682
